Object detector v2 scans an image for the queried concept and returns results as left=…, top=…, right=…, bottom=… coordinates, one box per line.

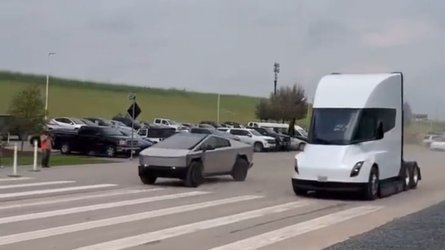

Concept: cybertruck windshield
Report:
left=308, top=108, right=360, bottom=145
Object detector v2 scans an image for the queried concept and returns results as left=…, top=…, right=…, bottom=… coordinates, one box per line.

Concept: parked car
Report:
left=249, top=127, right=291, bottom=151
left=83, top=117, right=113, bottom=127
left=153, top=118, right=187, bottom=131
left=199, top=121, right=224, bottom=128
left=137, top=124, right=177, bottom=143
left=226, top=128, right=276, bottom=152
left=50, top=117, right=86, bottom=130
left=189, top=127, right=241, bottom=141
left=430, top=137, right=445, bottom=151
left=138, top=132, right=254, bottom=187
left=119, top=129, right=154, bottom=153
left=51, top=126, right=139, bottom=157
left=112, top=116, right=142, bottom=130
left=423, top=134, right=442, bottom=148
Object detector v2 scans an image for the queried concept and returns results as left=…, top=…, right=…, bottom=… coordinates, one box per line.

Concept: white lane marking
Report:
left=0, top=184, right=117, bottom=199
left=0, top=188, right=164, bottom=211
left=0, top=180, right=76, bottom=190
left=0, top=177, right=33, bottom=182
left=72, top=200, right=313, bottom=250
left=0, top=191, right=210, bottom=225
left=209, top=205, right=384, bottom=250
left=0, top=195, right=263, bottom=246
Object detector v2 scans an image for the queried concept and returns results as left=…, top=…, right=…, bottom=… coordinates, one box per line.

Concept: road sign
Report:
left=127, top=102, right=141, bottom=119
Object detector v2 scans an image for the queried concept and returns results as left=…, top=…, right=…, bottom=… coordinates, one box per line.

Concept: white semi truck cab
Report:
left=292, top=72, right=421, bottom=200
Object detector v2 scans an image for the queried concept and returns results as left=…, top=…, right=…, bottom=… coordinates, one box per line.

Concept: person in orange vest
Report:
left=40, top=130, right=53, bottom=168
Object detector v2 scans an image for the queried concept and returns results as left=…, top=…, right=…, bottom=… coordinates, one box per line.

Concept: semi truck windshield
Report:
left=308, top=108, right=360, bottom=145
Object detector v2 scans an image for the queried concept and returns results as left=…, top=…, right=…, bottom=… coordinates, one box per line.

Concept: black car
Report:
left=112, top=116, right=142, bottom=130
left=249, top=127, right=291, bottom=151
left=119, top=129, right=154, bottom=153
left=51, top=126, right=139, bottom=157
left=137, top=125, right=176, bottom=143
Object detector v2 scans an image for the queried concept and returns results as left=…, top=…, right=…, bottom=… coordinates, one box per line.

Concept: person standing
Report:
left=40, top=130, right=53, bottom=168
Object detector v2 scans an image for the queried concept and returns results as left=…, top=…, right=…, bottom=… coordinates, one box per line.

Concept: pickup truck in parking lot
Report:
left=50, top=126, right=139, bottom=157
left=227, top=128, right=276, bottom=152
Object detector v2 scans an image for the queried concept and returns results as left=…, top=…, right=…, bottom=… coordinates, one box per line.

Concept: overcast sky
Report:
left=1, top=0, right=444, bottom=117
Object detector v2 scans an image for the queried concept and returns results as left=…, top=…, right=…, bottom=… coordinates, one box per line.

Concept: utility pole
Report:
left=45, top=52, right=56, bottom=121
left=274, top=62, right=280, bottom=96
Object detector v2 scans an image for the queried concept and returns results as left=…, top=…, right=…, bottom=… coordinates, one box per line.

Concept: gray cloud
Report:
left=0, top=0, right=444, bottom=117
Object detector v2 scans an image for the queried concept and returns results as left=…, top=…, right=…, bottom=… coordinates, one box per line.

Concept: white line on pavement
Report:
left=0, top=184, right=118, bottom=199
left=72, top=200, right=313, bottom=250
left=0, top=177, right=33, bottom=182
left=0, top=188, right=164, bottom=211
left=0, top=180, right=76, bottom=190
left=209, top=205, right=384, bottom=250
left=0, top=191, right=210, bottom=225
left=0, top=195, right=263, bottom=246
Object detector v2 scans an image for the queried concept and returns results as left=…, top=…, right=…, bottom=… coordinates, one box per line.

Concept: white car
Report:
left=153, top=118, right=187, bottom=131
left=227, top=128, right=276, bottom=152
left=430, top=137, right=445, bottom=151
left=50, top=117, right=86, bottom=130
left=423, top=134, right=442, bottom=148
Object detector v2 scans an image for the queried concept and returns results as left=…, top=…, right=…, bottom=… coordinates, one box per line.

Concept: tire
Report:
left=292, top=182, right=307, bottom=196
left=410, top=164, right=420, bottom=189
left=140, top=174, right=157, bottom=185
left=363, top=166, right=379, bottom=200
left=185, top=161, right=205, bottom=187
left=401, top=164, right=411, bottom=191
left=298, top=143, right=306, bottom=151
left=253, top=142, right=263, bottom=152
left=60, top=143, right=71, bottom=155
left=231, top=157, right=249, bottom=181
left=105, top=145, right=116, bottom=157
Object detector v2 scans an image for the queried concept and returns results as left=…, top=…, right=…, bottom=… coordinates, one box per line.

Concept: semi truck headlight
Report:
left=294, top=159, right=299, bottom=174
left=350, top=161, right=364, bottom=177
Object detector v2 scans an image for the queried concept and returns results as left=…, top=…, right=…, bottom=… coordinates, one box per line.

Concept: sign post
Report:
left=127, top=93, right=141, bottom=160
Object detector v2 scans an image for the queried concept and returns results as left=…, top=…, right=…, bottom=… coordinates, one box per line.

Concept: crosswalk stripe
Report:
left=0, top=177, right=33, bottom=182
left=0, top=191, right=210, bottom=225
left=0, top=180, right=76, bottom=190
left=0, top=184, right=118, bottom=199
left=209, top=205, right=384, bottom=250
left=0, top=188, right=164, bottom=211
left=72, top=200, right=313, bottom=250
left=0, top=195, right=263, bottom=246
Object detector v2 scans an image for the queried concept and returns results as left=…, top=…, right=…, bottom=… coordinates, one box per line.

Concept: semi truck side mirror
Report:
left=376, top=123, right=384, bottom=140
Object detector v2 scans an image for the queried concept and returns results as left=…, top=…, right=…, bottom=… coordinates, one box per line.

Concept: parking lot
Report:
left=0, top=144, right=443, bottom=250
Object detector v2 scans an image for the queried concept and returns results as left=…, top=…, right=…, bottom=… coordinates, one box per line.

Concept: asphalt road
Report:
left=0, top=144, right=443, bottom=250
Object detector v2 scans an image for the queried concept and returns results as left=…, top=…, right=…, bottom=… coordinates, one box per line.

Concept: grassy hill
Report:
left=0, top=71, right=261, bottom=124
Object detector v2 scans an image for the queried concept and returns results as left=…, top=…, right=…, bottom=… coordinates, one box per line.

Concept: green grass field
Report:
left=0, top=71, right=261, bottom=124
left=0, top=154, right=112, bottom=167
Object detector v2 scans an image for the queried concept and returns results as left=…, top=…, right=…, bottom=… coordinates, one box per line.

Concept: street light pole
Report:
left=273, top=62, right=280, bottom=96
left=45, top=52, right=56, bottom=120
